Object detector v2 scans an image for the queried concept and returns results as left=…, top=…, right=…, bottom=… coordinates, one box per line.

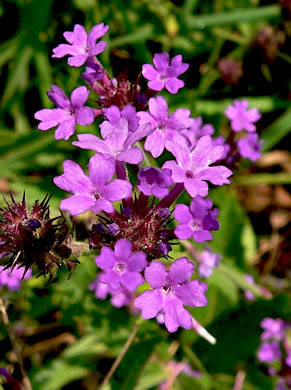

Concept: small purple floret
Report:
left=163, top=135, right=233, bottom=198
left=142, top=52, right=189, bottom=94
left=135, top=257, right=208, bottom=333
left=237, top=133, right=264, bottom=162
left=53, top=154, right=132, bottom=215
left=82, top=62, right=105, bottom=83
left=174, top=196, right=219, bottom=242
left=137, top=167, right=174, bottom=198
left=89, top=274, right=132, bottom=308
left=137, top=96, right=194, bottom=158
left=198, top=247, right=221, bottom=278
left=34, top=85, right=94, bottom=140
left=73, top=116, right=152, bottom=165
left=52, top=23, right=109, bottom=67
left=95, top=239, right=147, bottom=292
left=257, top=341, right=282, bottom=363
left=260, top=317, right=285, bottom=341
left=225, top=99, right=261, bottom=132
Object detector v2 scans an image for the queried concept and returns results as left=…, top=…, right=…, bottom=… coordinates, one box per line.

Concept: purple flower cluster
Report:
left=223, top=99, right=263, bottom=163
left=258, top=317, right=291, bottom=389
left=0, top=266, right=32, bottom=291
left=32, top=21, right=262, bottom=342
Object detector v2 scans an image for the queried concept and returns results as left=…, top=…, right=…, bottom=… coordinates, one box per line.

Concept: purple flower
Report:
left=225, top=99, right=261, bottom=132
left=34, top=85, right=94, bottom=140
left=134, top=257, right=208, bottom=333
left=260, top=318, right=285, bottom=341
left=257, top=341, right=281, bottom=363
left=237, top=133, right=264, bottom=162
left=82, top=62, right=105, bottom=83
left=174, top=196, right=219, bottom=242
left=52, top=23, right=109, bottom=67
left=137, top=167, right=174, bottom=198
left=197, top=247, right=221, bottom=278
left=142, top=52, right=189, bottom=94
left=163, top=135, right=233, bottom=198
left=181, top=117, right=215, bottom=148
left=53, top=154, right=132, bottom=215
left=0, top=266, right=32, bottom=291
left=73, top=117, right=152, bottom=165
left=95, top=239, right=147, bottom=292
left=137, top=96, right=194, bottom=158
left=103, top=105, right=140, bottom=133
left=89, top=274, right=132, bottom=308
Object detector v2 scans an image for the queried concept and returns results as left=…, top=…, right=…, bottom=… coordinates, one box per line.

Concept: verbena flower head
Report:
left=0, top=193, right=73, bottom=278
left=95, top=239, right=147, bottom=291
left=89, top=274, right=132, bottom=308
left=53, top=154, right=132, bottom=215
left=73, top=117, right=152, bottom=165
left=135, top=257, right=208, bottom=332
left=137, top=167, right=174, bottom=198
left=225, top=99, right=261, bottom=132
left=137, top=96, right=194, bottom=158
left=237, top=133, right=264, bottom=162
left=174, top=196, right=219, bottom=242
left=34, top=85, right=94, bottom=140
left=0, top=266, right=32, bottom=291
left=52, top=23, right=109, bottom=67
left=197, top=247, right=221, bottom=278
left=142, top=52, right=189, bottom=94
left=163, top=135, right=232, bottom=198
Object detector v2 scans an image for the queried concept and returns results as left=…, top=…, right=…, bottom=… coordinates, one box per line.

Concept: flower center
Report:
left=185, top=170, right=195, bottom=179
left=162, top=282, right=172, bottom=294
left=114, top=262, right=126, bottom=274
left=159, top=74, right=167, bottom=82
left=191, top=219, right=202, bottom=231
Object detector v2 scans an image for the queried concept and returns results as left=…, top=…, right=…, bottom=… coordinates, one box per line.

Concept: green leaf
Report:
left=111, top=335, right=160, bottom=390
left=262, top=108, right=291, bottom=152
left=108, top=25, right=154, bottom=48
left=1, top=46, right=33, bottom=107
left=33, top=360, right=88, bottom=390
left=217, top=262, right=263, bottom=298
left=235, top=173, right=291, bottom=186
left=210, top=188, right=246, bottom=265
left=185, top=5, right=280, bottom=28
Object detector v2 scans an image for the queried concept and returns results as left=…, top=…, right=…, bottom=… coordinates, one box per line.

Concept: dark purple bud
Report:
left=108, top=223, right=119, bottom=236
left=27, top=218, right=41, bottom=230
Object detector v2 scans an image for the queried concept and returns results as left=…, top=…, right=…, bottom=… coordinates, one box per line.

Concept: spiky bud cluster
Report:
left=89, top=196, right=176, bottom=260
left=0, top=193, right=76, bottom=279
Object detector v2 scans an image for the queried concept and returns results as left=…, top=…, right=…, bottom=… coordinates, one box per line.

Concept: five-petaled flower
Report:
left=174, top=196, right=219, bottom=242
left=135, top=257, right=208, bottom=332
left=95, top=239, right=147, bottom=291
left=52, top=23, right=109, bottom=67
left=225, top=99, right=261, bottom=132
left=142, top=52, right=189, bottom=94
left=163, top=135, right=233, bottom=198
left=34, top=85, right=94, bottom=140
left=53, top=154, right=132, bottom=215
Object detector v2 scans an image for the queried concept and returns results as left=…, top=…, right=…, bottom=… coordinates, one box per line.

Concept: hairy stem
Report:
left=0, top=298, right=32, bottom=390
left=99, top=322, right=140, bottom=389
